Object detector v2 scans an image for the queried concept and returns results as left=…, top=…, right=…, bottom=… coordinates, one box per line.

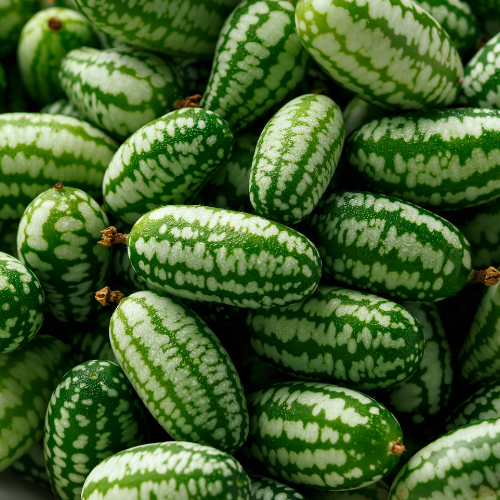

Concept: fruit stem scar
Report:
left=54, top=182, right=64, bottom=190
left=174, top=94, right=202, bottom=109
left=390, top=437, right=406, bottom=456
left=312, top=88, right=327, bottom=94
left=95, top=286, right=125, bottom=306
left=98, top=226, right=128, bottom=246
left=48, top=17, right=62, bottom=32
left=470, top=267, right=500, bottom=286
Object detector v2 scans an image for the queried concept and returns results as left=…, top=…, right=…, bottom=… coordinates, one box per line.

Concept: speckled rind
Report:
left=10, top=441, right=50, bottom=488
left=251, top=474, right=306, bottom=499
left=343, top=97, right=389, bottom=138
left=41, top=99, right=87, bottom=121
left=304, top=480, right=390, bottom=499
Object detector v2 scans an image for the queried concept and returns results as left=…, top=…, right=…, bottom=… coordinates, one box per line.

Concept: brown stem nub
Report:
left=48, top=17, right=62, bottom=32
left=95, top=286, right=125, bottom=306
left=54, top=182, right=64, bottom=190
left=470, top=267, right=500, bottom=286
left=174, top=94, right=202, bottom=109
left=312, top=88, right=327, bottom=95
left=390, top=437, right=406, bottom=456
left=98, top=226, right=128, bottom=247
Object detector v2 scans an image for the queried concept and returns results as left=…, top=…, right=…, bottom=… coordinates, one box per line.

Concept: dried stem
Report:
left=54, top=182, right=64, bottom=190
left=312, top=88, right=327, bottom=95
left=95, top=286, right=125, bottom=306
left=98, top=226, right=128, bottom=247
left=174, top=94, right=202, bottom=109
left=48, top=17, right=62, bottom=32
left=390, top=437, right=406, bottom=456
left=470, top=267, right=500, bottom=286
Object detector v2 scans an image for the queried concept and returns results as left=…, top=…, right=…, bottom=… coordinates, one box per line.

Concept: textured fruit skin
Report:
left=244, top=381, right=403, bottom=491
left=250, top=94, right=345, bottom=225
left=59, top=46, right=185, bottom=140
left=127, top=205, right=322, bottom=309
left=201, top=0, right=309, bottom=133
left=0, top=251, right=45, bottom=354
left=81, top=441, right=252, bottom=500
left=343, top=97, right=389, bottom=138
left=41, top=99, right=86, bottom=121
left=103, top=108, right=234, bottom=225
left=109, top=290, right=249, bottom=454
left=295, top=0, right=463, bottom=110
left=308, top=191, right=473, bottom=302
left=303, top=480, right=390, bottom=500
left=17, top=185, right=111, bottom=322
left=17, top=7, right=99, bottom=106
left=44, top=360, right=146, bottom=500
left=0, top=113, right=118, bottom=220
left=250, top=475, right=306, bottom=499
left=71, top=0, right=240, bottom=58
left=10, top=441, right=50, bottom=488
left=0, top=0, right=38, bottom=58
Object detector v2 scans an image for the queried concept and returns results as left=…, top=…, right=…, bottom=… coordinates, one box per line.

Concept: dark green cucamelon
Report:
left=251, top=474, right=306, bottom=499
left=304, top=480, right=390, bottom=500
left=10, top=441, right=50, bottom=488
left=0, top=218, right=20, bottom=257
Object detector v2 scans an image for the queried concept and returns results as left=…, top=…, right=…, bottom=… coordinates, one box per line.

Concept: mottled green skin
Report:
left=201, top=0, right=309, bottom=133
left=251, top=474, right=306, bottom=499
left=0, top=251, right=45, bottom=354
left=0, top=113, right=118, bottom=220
left=246, top=286, right=424, bottom=390
left=103, top=108, right=233, bottom=225
left=128, top=205, right=322, bottom=309
left=72, top=0, right=240, bottom=58
left=59, top=46, right=185, bottom=140
left=346, top=109, right=500, bottom=211
left=0, top=0, right=37, bottom=57
left=10, top=441, right=50, bottom=488
left=17, top=185, right=111, bottom=322
left=0, top=335, right=71, bottom=472
left=112, top=242, right=153, bottom=296
left=44, top=360, right=146, bottom=500
left=0, top=218, right=19, bottom=257
left=296, top=0, right=463, bottom=111
left=81, top=441, right=251, bottom=500
left=389, top=417, right=500, bottom=500
left=110, top=290, right=249, bottom=454
left=244, top=381, right=402, bottom=491
left=17, top=7, right=99, bottom=106
left=343, top=97, right=390, bottom=138
left=41, top=99, right=86, bottom=121
left=308, top=191, right=473, bottom=302
left=304, top=480, right=390, bottom=500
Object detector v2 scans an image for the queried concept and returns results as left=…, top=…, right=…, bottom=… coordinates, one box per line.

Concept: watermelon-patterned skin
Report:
left=112, top=242, right=153, bottom=296
left=44, top=360, right=147, bottom=500
left=41, top=99, right=86, bottom=121
left=17, top=7, right=99, bottom=106
left=71, top=0, right=240, bottom=59
left=0, top=0, right=37, bottom=57
left=10, top=441, right=50, bottom=488
left=295, top=0, right=463, bottom=111
left=127, top=205, right=322, bottom=309
left=17, top=185, right=111, bottom=322
left=0, top=113, right=118, bottom=220
left=346, top=109, right=500, bottom=211
left=251, top=474, right=306, bottom=499
left=0, top=335, right=71, bottom=472
left=59, top=47, right=185, bottom=140
left=343, top=97, right=389, bottom=138
left=103, top=108, right=233, bottom=225
left=246, top=286, right=425, bottom=390
left=201, top=0, right=309, bottom=133
left=0, top=219, right=19, bottom=257
left=0, top=251, right=45, bottom=354
left=250, top=94, right=344, bottom=225
left=308, top=191, right=473, bottom=302
left=389, top=417, right=500, bottom=500
left=303, top=480, right=390, bottom=500
left=81, top=441, right=251, bottom=500
left=244, top=381, right=403, bottom=491
left=109, top=290, right=249, bottom=454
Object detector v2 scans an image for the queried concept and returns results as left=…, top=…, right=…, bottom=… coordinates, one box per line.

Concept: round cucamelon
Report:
left=0, top=0, right=37, bottom=58
left=80, top=441, right=252, bottom=500
left=250, top=94, right=345, bottom=225
left=44, top=360, right=146, bottom=500
left=389, top=417, right=500, bottom=500
left=0, top=251, right=45, bottom=354
left=109, top=290, right=249, bottom=454
left=343, top=97, right=389, bottom=138
left=41, top=99, right=86, bottom=121
left=17, top=7, right=99, bottom=106
left=0, top=335, right=71, bottom=472
left=103, top=108, right=233, bottom=225
left=10, top=441, right=50, bottom=488
left=201, top=0, right=309, bottom=133
left=59, top=46, right=185, bottom=140
left=295, top=0, right=463, bottom=110
left=0, top=113, right=118, bottom=220
left=17, top=184, right=111, bottom=322
left=246, top=286, right=425, bottom=390
left=346, top=109, right=500, bottom=211
left=304, top=480, right=390, bottom=500
left=244, top=381, right=403, bottom=491
left=251, top=474, right=306, bottom=500
left=71, top=0, right=240, bottom=58
left=308, top=191, right=473, bottom=302
left=126, top=205, right=322, bottom=309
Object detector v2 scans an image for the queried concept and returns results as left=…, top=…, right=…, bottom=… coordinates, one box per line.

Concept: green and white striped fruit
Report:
left=346, top=109, right=500, bottom=211
left=308, top=191, right=473, bottom=302
left=389, top=417, right=500, bottom=500
left=71, top=0, right=240, bottom=58
left=41, top=99, right=86, bottom=120
left=0, top=251, right=45, bottom=354
left=10, top=442, right=50, bottom=488
left=44, top=360, right=146, bottom=500
left=244, top=381, right=403, bottom=491
left=250, top=94, right=344, bottom=225
left=251, top=475, right=306, bottom=499
left=17, top=7, right=99, bottom=106
left=109, top=290, right=249, bottom=454
left=59, top=47, right=185, bottom=140
left=295, top=0, right=463, bottom=110
left=111, top=242, right=153, bottom=296
left=304, top=480, right=390, bottom=500
left=17, top=184, right=111, bottom=322
left=246, top=286, right=425, bottom=390
left=343, top=97, right=389, bottom=138
left=126, top=205, right=322, bottom=309
left=0, top=0, right=37, bottom=57
left=81, top=441, right=251, bottom=500
left=0, top=113, right=118, bottom=220
left=0, top=335, right=71, bottom=472
left=103, top=108, right=233, bottom=225
left=201, top=0, right=309, bottom=133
